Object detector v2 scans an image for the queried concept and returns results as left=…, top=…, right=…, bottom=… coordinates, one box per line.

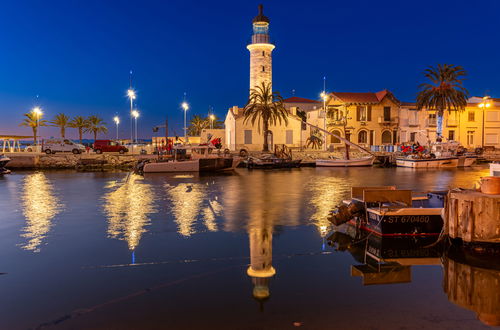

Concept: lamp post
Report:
left=478, top=96, right=491, bottom=148
left=182, top=102, right=189, bottom=143
left=131, top=110, right=139, bottom=143
left=113, top=116, right=120, bottom=140
left=127, top=89, right=136, bottom=143
left=320, top=91, right=328, bottom=151
left=32, top=106, right=43, bottom=146
left=209, top=114, right=215, bottom=129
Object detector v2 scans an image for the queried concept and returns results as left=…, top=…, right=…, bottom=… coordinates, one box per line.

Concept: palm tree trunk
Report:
left=61, top=127, right=65, bottom=139
left=94, top=131, right=97, bottom=142
left=79, top=128, right=83, bottom=144
left=33, top=127, right=37, bottom=145
left=262, top=120, right=269, bottom=152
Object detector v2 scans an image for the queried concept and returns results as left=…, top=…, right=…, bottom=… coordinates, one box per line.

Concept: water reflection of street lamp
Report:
left=209, top=114, right=215, bottom=129
left=131, top=110, right=139, bottom=143
left=32, top=107, right=43, bottom=145
left=127, top=88, right=136, bottom=143
left=113, top=116, right=120, bottom=140
left=478, top=96, right=491, bottom=148
left=182, top=102, right=189, bottom=143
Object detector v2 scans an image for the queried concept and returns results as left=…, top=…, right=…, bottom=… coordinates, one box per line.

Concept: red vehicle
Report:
left=93, top=140, right=128, bottom=154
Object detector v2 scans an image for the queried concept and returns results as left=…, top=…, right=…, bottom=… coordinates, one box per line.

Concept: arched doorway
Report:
left=358, top=130, right=368, bottom=144
left=330, top=130, right=341, bottom=143
left=382, top=130, right=392, bottom=144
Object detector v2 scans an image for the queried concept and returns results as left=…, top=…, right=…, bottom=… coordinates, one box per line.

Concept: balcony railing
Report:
left=378, top=117, right=399, bottom=124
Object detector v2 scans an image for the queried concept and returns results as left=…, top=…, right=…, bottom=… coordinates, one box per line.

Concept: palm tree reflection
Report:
left=20, top=172, right=63, bottom=252
left=104, top=174, right=156, bottom=250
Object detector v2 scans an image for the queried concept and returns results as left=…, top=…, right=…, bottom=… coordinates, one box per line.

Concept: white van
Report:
left=42, top=139, right=86, bottom=154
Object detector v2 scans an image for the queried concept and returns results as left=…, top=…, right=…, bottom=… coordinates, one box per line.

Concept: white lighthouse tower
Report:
left=247, top=4, right=275, bottom=93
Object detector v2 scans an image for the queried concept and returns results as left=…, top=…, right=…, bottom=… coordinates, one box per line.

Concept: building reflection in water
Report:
left=20, top=172, right=63, bottom=252
left=443, top=250, right=500, bottom=327
left=307, top=176, right=350, bottom=240
left=103, top=174, right=156, bottom=250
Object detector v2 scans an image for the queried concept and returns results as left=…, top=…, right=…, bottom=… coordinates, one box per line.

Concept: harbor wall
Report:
left=5, top=154, right=155, bottom=169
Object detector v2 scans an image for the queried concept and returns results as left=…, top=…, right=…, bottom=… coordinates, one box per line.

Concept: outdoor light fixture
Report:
left=182, top=102, right=189, bottom=143
left=131, top=110, right=139, bottom=143
left=113, top=116, right=120, bottom=140
left=210, top=114, right=215, bottom=129
left=478, top=96, right=492, bottom=148
left=31, top=107, right=43, bottom=146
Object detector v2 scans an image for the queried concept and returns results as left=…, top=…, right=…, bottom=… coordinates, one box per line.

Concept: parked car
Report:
left=42, top=139, right=86, bottom=154
left=93, top=140, right=128, bottom=154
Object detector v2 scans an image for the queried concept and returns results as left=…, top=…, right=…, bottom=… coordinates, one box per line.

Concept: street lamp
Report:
left=131, top=110, right=139, bottom=143
left=320, top=91, right=328, bottom=150
left=127, top=88, right=136, bottom=143
left=182, top=102, right=189, bottom=143
left=32, top=106, right=43, bottom=146
left=209, top=114, right=215, bottom=129
left=113, top=116, right=120, bottom=140
left=478, top=96, right=491, bottom=148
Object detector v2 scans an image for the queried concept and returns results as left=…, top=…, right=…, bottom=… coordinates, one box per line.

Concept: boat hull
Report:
left=357, top=208, right=444, bottom=236
left=316, top=157, right=374, bottom=167
left=143, top=157, right=239, bottom=173
left=396, top=157, right=459, bottom=168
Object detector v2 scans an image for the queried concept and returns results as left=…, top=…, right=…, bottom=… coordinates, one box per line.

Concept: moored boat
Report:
left=329, top=186, right=445, bottom=236
left=245, top=155, right=301, bottom=169
left=137, top=146, right=241, bottom=173
left=316, top=156, right=374, bottom=167
left=0, top=154, right=11, bottom=174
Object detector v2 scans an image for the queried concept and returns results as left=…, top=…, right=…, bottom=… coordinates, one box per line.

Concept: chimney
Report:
left=232, top=106, right=239, bottom=116
left=290, top=106, right=297, bottom=116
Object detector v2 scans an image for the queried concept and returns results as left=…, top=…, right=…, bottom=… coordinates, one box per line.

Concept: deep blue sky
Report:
left=1, top=0, right=499, bottom=139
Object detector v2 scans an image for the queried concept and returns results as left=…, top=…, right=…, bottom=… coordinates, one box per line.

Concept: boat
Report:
left=490, top=162, right=500, bottom=177
left=329, top=186, right=445, bottom=236
left=316, top=156, right=374, bottom=167
left=245, top=155, right=301, bottom=169
left=136, top=146, right=241, bottom=173
left=0, top=154, right=11, bottom=174
left=397, top=141, right=476, bottom=168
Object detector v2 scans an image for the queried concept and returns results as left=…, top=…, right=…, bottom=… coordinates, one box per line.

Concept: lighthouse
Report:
left=247, top=4, right=275, bottom=93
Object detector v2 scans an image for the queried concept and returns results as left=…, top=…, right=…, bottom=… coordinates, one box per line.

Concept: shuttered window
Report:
left=244, top=130, right=253, bottom=144
left=286, top=130, right=293, bottom=144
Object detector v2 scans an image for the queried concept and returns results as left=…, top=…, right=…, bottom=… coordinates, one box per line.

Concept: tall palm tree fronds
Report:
left=69, top=116, right=89, bottom=144
left=19, top=112, right=48, bottom=144
left=243, top=82, right=289, bottom=152
left=50, top=113, right=70, bottom=138
left=187, top=115, right=209, bottom=136
left=306, top=129, right=323, bottom=150
left=416, top=64, right=469, bottom=139
left=84, top=115, right=108, bottom=141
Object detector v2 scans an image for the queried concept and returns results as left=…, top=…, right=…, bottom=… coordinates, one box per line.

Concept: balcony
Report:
left=426, top=119, right=437, bottom=127
left=378, top=117, right=399, bottom=125
left=446, top=119, right=458, bottom=127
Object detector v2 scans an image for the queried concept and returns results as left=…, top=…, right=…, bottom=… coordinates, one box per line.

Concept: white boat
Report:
left=0, top=154, right=11, bottom=174
left=396, top=156, right=458, bottom=168
left=139, top=146, right=241, bottom=173
left=316, top=156, right=374, bottom=167
left=491, top=163, right=500, bottom=177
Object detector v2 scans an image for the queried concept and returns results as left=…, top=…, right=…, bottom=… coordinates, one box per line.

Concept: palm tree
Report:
left=19, top=112, right=48, bottom=145
left=69, top=116, right=89, bottom=144
left=243, top=82, right=289, bottom=152
left=84, top=115, right=108, bottom=141
left=306, top=129, right=323, bottom=149
left=416, top=64, right=469, bottom=140
left=187, top=115, right=209, bottom=136
left=50, top=113, right=70, bottom=138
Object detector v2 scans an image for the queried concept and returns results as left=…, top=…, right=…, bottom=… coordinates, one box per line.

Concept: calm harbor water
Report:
left=0, top=166, right=496, bottom=329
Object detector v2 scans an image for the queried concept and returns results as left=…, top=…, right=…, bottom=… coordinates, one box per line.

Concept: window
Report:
left=468, top=111, right=475, bottom=122
left=383, top=107, right=391, bottom=122
left=485, top=134, right=499, bottom=144
left=262, top=51, right=265, bottom=56
left=244, top=130, right=253, bottom=144
left=262, top=66, right=265, bottom=72
left=400, top=131, right=407, bottom=142
left=428, top=113, right=437, bottom=126
left=381, top=131, right=392, bottom=144
left=328, top=109, right=341, bottom=121
left=286, top=130, right=293, bottom=144
left=486, top=111, right=500, bottom=122
left=393, top=130, right=398, bottom=144
left=448, top=130, right=455, bottom=141
left=369, top=130, right=374, bottom=145
left=467, top=131, right=474, bottom=146
left=410, top=132, right=417, bottom=142
left=331, top=130, right=341, bottom=143
left=358, top=130, right=368, bottom=144
left=357, top=106, right=367, bottom=121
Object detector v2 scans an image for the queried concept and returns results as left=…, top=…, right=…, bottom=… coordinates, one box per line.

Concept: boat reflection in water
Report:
left=20, top=172, right=63, bottom=252
left=103, top=174, right=156, bottom=251
left=327, top=224, right=442, bottom=285
left=444, top=248, right=500, bottom=327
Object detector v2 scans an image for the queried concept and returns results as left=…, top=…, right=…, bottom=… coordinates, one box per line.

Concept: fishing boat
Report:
left=0, top=154, right=11, bottom=174
left=329, top=186, right=445, bottom=236
left=245, top=155, right=301, bottom=169
left=316, top=156, right=374, bottom=167
left=136, top=146, right=241, bottom=173
left=397, top=141, right=476, bottom=168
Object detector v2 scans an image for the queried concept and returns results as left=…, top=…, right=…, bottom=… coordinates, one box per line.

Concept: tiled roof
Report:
left=331, top=90, right=396, bottom=104
left=283, top=96, right=321, bottom=104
